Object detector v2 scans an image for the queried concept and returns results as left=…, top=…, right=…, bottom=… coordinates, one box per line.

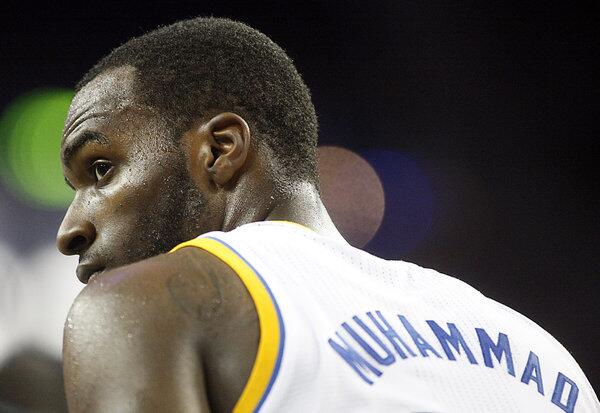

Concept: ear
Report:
left=194, top=112, right=251, bottom=188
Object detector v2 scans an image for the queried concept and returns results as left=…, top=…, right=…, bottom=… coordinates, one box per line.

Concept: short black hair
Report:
left=77, top=17, right=318, bottom=185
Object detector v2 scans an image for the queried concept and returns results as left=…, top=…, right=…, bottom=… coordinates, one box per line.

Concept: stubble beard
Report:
left=124, top=169, right=208, bottom=266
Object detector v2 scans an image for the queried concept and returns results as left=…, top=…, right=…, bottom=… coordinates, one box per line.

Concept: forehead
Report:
left=62, top=66, right=140, bottom=144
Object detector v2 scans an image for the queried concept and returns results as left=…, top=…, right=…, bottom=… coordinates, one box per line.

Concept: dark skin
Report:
left=57, top=65, right=342, bottom=412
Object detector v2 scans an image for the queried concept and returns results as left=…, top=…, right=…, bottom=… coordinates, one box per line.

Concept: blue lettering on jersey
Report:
left=426, top=320, right=477, bottom=364
left=328, top=310, right=580, bottom=411
left=344, top=317, right=396, bottom=366
left=475, top=328, right=515, bottom=376
left=367, top=311, right=415, bottom=359
left=328, top=332, right=382, bottom=384
left=521, top=351, right=544, bottom=395
left=552, top=372, right=579, bottom=413
left=398, top=315, right=442, bottom=358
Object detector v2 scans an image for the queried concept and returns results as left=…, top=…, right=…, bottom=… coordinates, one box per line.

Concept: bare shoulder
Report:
left=71, top=247, right=252, bottom=326
left=64, top=247, right=259, bottom=412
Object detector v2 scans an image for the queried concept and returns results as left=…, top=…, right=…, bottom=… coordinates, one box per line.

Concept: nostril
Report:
left=57, top=220, right=96, bottom=256
left=68, top=235, right=89, bottom=253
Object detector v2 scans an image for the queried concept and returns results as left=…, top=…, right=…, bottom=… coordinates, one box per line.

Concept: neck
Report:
left=265, top=181, right=344, bottom=240
left=223, top=179, right=345, bottom=242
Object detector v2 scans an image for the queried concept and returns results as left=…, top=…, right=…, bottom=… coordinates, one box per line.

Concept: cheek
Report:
left=92, top=165, right=164, bottom=233
left=105, top=164, right=184, bottom=224
left=92, top=180, right=173, bottom=264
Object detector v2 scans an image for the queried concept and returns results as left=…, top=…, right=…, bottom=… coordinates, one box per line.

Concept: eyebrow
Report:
left=62, top=130, right=109, bottom=168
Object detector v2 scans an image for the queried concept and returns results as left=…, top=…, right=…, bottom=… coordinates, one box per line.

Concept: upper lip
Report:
left=76, top=262, right=105, bottom=284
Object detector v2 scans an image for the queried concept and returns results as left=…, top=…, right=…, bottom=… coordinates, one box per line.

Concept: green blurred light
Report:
left=0, top=89, right=74, bottom=209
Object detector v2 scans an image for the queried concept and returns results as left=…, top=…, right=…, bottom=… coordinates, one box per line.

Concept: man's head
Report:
left=57, top=18, right=319, bottom=282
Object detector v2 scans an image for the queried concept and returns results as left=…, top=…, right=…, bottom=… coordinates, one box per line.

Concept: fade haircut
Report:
left=77, top=17, right=318, bottom=185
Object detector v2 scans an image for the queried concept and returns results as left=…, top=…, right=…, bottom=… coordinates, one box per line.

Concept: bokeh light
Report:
left=318, top=146, right=386, bottom=247
left=0, top=243, right=80, bottom=366
left=0, top=89, right=74, bottom=209
left=0, top=242, right=23, bottom=367
left=361, top=150, right=434, bottom=258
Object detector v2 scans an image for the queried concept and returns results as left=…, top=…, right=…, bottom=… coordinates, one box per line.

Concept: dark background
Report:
left=2, top=0, right=598, bottom=393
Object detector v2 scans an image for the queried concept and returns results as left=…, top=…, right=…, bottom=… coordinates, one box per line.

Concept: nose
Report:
left=56, top=217, right=97, bottom=256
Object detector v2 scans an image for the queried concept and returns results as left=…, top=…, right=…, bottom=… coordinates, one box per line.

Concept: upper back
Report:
left=175, top=221, right=599, bottom=412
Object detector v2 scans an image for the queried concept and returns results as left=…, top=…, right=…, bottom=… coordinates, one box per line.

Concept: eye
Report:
left=92, top=160, right=113, bottom=182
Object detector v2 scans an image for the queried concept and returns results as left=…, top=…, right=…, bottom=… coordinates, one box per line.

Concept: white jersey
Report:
left=172, top=221, right=599, bottom=413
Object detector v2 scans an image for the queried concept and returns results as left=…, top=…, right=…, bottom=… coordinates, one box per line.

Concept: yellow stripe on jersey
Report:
left=170, top=236, right=283, bottom=413
left=269, top=220, right=314, bottom=232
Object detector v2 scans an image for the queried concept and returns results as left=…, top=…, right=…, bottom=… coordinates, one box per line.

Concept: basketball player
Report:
left=57, top=18, right=599, bottom=412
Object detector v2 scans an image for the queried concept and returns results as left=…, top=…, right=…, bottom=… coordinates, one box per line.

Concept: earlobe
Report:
left=204, top=112, right=251, bottom=187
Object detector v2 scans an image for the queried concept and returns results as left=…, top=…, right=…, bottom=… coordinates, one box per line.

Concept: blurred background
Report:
left=1, top=1, right=598, bottom=410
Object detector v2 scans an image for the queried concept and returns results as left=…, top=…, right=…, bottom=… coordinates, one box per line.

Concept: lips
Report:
left=76, top=263, right=105, bottom=284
